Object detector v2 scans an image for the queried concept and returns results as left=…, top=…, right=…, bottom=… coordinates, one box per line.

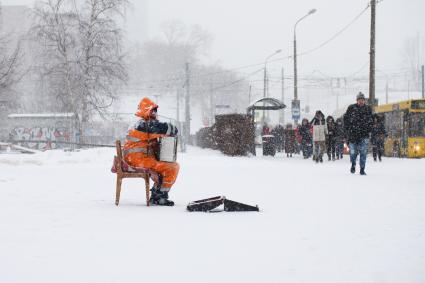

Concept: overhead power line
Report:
left=134, top=3, right=371, bottom=86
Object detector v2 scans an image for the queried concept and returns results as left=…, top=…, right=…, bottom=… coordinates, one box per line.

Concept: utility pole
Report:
left=185, top=62, right=190, bottom=146
left=176, top=88, right=180, bottom=123
left=408, top=80, right=410, bottom=99
left=210, top=82, right=214, bottom=126
left=293, top=35, right=298, bottom=102
left=263, top=66, right=267, bottom=121
left=369, top=0, right=377, bottom=107
left=385, top=81, right=389, bottom=104
left=422, top=65, right=425, bottom=98
left=280, top=68, right=285, bottom=125
left=248, top=84, right=252, bottom=105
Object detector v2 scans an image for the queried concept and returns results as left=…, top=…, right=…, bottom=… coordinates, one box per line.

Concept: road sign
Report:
left=291, top=100, right=300, bottom=121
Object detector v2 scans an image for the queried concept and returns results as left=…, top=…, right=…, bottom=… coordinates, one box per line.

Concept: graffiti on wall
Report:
left=10, top=127, right=71, bottom=150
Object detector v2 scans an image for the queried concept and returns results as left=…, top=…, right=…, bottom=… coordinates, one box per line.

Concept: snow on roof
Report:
left=7, top=113, right=77, bottom=118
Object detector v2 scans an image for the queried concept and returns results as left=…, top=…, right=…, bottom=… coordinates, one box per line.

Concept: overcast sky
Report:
left=2, top=0, right=425, bottom=78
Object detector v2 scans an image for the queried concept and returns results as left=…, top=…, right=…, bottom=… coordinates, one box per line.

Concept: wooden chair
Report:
left=113, top=140, right=151, bottom=206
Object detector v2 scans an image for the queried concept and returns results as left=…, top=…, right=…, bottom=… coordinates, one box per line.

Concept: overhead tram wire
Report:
left=134, top=3, right=371, bottom=86
left=210, top=68, right=264, bottom=91
left=298, top=3, right=371, bottom=57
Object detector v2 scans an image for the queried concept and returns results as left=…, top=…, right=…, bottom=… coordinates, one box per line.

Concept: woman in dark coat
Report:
left=334, top=118, right=345, bottom=159
left=298, top=118, right=312, bottom=159
left=326, top=115, right=337, bottom=161
left=284, top=124, right=296, bottom=157
left=272, top=124, right=285, bottom=152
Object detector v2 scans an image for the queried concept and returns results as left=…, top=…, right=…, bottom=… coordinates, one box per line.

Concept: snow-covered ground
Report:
left=1, top=147, right=425, bottom=283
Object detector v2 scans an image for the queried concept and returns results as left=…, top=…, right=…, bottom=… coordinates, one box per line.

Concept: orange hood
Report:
left=135, top=97, right=158, bottom=120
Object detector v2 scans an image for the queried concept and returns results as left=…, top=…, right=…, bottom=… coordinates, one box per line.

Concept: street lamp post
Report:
left=263, top=49, right=282, bottom=122
left=293, top=9, right=316, bottom=124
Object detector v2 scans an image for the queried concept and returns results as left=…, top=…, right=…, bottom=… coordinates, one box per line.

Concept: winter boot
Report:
left=350, top=164, right=355, bottom=174
left=149, top=187, right=174, bottom=206
left=319, top=156, right=323, bottom=163
left=360, top=168, right=366, bottom=175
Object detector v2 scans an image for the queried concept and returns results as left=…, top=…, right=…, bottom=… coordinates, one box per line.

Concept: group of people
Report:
left=118, top=93, right=386, bottom=207
left=262, top=92, right=388, bottom=175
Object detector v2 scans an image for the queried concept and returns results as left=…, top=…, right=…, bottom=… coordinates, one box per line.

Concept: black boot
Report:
left=350, top=164, right=355, bottom=174
left=150, top=187, right=174, bottom=206
left=360, top=168, right=366, bottom=175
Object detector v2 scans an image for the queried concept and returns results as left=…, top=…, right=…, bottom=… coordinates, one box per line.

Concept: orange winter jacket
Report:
left=123, top=97, right=178, bottom=158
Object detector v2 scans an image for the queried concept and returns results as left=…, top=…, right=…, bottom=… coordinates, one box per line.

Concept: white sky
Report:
left=2, top=0, right=425, bottom=113
left=3, top=0, right=424, bottom=77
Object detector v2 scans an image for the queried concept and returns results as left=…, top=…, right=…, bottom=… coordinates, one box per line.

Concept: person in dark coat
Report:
left=334, top=118, right=345, bottom=159
left=298, top=118, right=313, bottom=159
left=326, top=115, right=337, bottom=161
left=371, top=114, right=387, bottom=161
left=343, top=92, right=373, bottom=175
left=284, top=124, right=296, bottom=157
left=272, top=124, right=285, bottom=152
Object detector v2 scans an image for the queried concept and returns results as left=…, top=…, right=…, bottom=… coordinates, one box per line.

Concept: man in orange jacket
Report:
left=123, top=97, right=179, bottom=206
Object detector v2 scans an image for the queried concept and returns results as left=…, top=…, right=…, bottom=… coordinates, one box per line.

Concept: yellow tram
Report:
left=374, top=99, right=425, bottom=158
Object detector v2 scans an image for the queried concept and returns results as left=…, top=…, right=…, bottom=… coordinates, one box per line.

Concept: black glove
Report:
left=167, top=123, right=178, bottom=136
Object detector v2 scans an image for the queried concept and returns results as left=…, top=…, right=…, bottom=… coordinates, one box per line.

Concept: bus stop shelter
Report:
left=246, top=98, right=286, bottom=155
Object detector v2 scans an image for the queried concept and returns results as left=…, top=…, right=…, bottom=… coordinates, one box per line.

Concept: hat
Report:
left=356, top=92, right=366, bottom=100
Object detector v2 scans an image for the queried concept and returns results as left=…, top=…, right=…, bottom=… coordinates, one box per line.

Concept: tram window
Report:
left=409, top=113, right=425, bottom=137
left=385, top=111, right=403, bottom=138
left=411, top=100, right=425, bottom=110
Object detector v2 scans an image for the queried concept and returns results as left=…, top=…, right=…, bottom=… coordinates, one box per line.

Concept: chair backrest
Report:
left=115, top=140, right=123, bottom=174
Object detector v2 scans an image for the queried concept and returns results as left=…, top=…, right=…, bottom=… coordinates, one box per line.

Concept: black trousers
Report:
left=327, top=139, right=336, bottom=159
left=372, top=140, right=384, bottom=160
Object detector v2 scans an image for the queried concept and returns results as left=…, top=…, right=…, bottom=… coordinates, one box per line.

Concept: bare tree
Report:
left=0, top=34, right=24, bottom=99
left=401, top=34, right=425, bottom=91
left=31, top=0, right=80, bottom=112
left=31, top=0, right=128, bottom=135
left=76, top=0, right=128, bottom=125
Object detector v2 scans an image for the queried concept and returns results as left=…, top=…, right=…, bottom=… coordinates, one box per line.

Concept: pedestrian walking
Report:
left=343, top=92, right=373, bottom=175
left=326, top=115, right=337, bottom=161
left=334, top=118, right=345, bottom=159
left=272, top=124, right=285, bottom=152
left=284, top=124, right=296, bottom=157
left=298, top=118, right=313, bottom=159
left=371, top=114, right=387, bottom=161
left=311, top=110, right=327, bottom=163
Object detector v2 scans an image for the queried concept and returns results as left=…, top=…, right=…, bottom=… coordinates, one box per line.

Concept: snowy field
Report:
left=1, top=147, right=425, bottom=283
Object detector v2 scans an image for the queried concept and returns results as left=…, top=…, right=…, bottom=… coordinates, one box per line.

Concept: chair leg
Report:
left=115, top=176, right=122, bottom=206
left=145, top=175, right=150, bottom=207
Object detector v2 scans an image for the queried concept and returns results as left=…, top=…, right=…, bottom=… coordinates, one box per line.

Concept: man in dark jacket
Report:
left=343, top=92, right=373, bottom=175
